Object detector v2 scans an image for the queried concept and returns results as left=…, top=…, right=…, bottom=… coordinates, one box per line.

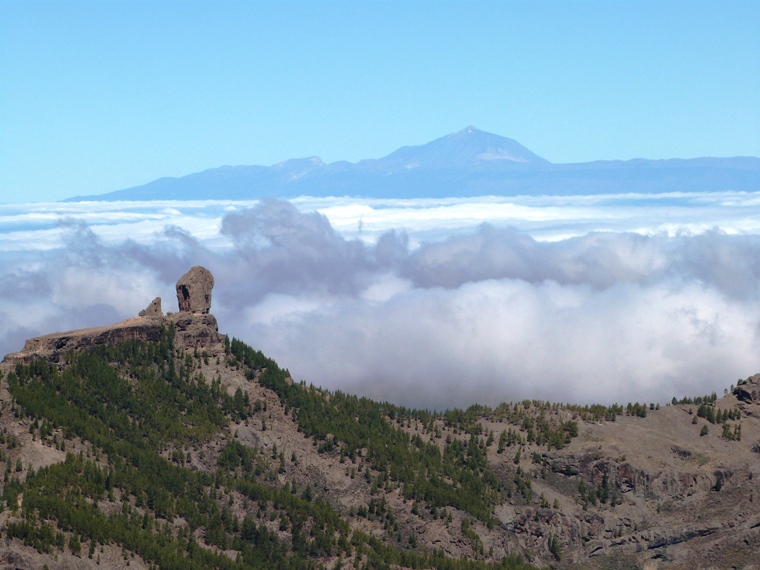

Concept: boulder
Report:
left=176, top=266, right=214, bottom=314
left=734, top=374, right=760, bottom=403
left=139, top=297, right=163, bottom=318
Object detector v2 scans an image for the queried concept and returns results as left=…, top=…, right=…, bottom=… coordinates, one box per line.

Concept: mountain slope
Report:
left=65, top=128, right=760, bottom=201
left=1, top=269, right=759, bottom=569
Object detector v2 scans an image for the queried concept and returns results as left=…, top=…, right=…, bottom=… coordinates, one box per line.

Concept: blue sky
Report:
left=2, top=0, right=759, bottom=202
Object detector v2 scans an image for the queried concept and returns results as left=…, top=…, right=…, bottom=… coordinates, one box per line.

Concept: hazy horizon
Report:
left=2, top=1, right=759, bottom=202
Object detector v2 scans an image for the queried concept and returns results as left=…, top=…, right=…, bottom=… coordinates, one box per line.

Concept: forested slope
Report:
left=1, top=316, right=759, bottom=569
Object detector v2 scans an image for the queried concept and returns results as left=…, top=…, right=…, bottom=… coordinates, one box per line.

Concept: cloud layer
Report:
left=3, top=197, right=760, bottom=410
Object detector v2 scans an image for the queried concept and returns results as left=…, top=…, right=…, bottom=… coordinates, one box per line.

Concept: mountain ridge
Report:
left=66, top=128, right=760, bottom=202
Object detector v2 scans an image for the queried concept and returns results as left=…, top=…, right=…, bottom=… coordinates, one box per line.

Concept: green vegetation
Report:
left=1, top=327, right=544, bottom=570
left=548, top=534, right=561, bottom=561
left=693, top=403, right=742, bottom=439
left=229, top=338, right=502, bottom=524
left=672, top=393, right=718, bottom=406
left=673, top=391, right=743, bottom=441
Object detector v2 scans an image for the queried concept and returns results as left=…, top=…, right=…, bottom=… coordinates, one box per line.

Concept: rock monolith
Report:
left=139, top=297, right=163, bottom=318
left=176, top=266, right=214, bottom=314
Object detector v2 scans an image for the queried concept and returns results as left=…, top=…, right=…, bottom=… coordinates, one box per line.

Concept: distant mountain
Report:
left=66, top=127, right=760, bottom=201
left=362, top=126, right=550, bottom=172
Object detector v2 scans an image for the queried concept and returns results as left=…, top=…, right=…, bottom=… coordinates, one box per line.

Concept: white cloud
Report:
left=3, top=195, right=760, bottom=409
left=232, top=277, right=760, bottom=409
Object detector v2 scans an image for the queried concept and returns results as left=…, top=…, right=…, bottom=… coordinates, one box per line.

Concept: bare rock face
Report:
left=139, top=297, right=163, bottom=318
left=176, top=266, right=214, bottom=314
left=167, top=312, right=224, bottom=351
left=734, top=374, right=759, bottom=403
left=7, top=319, right=164, bottom=364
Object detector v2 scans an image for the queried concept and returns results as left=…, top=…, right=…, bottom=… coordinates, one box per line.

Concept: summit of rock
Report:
left=176, top=265, right=214, bottom=314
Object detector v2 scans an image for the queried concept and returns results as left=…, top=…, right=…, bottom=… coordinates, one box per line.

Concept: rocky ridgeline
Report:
left=5, top=266, right=224, bottom=363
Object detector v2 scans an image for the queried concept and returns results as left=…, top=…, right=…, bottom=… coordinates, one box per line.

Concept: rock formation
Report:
left=4, top=267, right=223, bottom=364
left=167, top=312, right=223, bottom=351
left=734, top=374, right=759, bottom=403
left=176, top=266, right=214, bottom=314
left=138, top=297, right=162, bottom=318
left=8, top=319, right=164, bottom=364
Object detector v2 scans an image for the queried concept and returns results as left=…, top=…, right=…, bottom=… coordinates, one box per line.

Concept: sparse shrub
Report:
left=548, top=533, right=561, bottom=561
left=68, top=533, right=81, bottom=556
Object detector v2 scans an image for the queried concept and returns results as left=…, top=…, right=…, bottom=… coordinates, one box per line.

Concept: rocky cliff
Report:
left=5, top=265, right=224, bottom=365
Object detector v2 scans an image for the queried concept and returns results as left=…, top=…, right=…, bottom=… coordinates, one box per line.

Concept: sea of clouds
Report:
left=3, top=192, right=760, bottom=410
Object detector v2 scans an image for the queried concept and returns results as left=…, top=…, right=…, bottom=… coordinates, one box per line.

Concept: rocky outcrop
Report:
left=139, top=297, right=163, bottom=318
left=167, top=312, right=224, bottom=351
left=734, top=374, right=759, bottom=403
left=5, top=318, right=164, bottom=364
left=4, top=267, right=224, bottom=364
left=176, top=266, right=214, bottom=314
